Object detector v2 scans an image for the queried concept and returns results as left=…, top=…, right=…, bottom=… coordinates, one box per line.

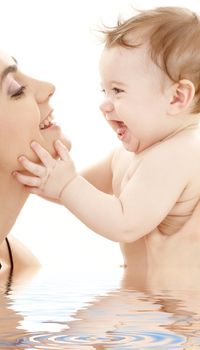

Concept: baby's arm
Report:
left=80, top=152, right=114, bottom=194
left=14, top=140, right=191, bottom=243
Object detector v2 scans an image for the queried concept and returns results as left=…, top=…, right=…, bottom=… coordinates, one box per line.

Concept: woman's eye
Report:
left=11, top=85, right=26, bottom=98
left=5, top=75, right=26, bottom=98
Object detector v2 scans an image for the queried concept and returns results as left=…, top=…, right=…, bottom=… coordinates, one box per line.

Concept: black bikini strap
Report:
left=5, top=237, right=14, bottom=272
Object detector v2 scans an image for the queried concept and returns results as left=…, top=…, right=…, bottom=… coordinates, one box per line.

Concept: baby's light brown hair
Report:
left=102, top=7, right=200, bottom=113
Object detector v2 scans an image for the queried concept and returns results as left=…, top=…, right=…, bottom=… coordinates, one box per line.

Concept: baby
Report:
left=14, top=7, right=200, bottom=274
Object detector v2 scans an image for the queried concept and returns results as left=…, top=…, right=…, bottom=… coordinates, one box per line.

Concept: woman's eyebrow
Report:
left=0, top=64, right=17, bottom=86
left=11, top=56, right=18, bottom=64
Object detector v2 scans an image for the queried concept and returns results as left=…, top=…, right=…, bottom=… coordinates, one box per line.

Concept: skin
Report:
left=14, top=43, right=200, bottom=287
left=0, top=50, right=70, bottom=283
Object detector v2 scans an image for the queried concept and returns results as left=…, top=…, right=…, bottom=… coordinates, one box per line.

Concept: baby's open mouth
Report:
left=116, top=121, right=128, bottom=139
left=39, top=114, right=54, bottom=130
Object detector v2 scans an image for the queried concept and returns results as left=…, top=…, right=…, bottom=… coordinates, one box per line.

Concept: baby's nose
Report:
left=99, top=98, right=114, bottom=116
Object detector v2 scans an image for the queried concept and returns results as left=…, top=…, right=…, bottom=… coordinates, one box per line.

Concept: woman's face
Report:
left=0, top=51, right=69, bottom=173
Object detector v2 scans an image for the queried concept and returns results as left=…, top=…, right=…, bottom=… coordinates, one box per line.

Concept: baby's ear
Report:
left=167, top=79, right=195, bottom=115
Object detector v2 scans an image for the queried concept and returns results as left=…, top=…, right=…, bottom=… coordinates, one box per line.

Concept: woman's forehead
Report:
left=0, top=51, right=16, bottom=69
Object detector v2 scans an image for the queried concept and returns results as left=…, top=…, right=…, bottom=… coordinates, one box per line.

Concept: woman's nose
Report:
left=34, top=80, right=55, bottom=104
left=99, top=98, right=114, bottom=116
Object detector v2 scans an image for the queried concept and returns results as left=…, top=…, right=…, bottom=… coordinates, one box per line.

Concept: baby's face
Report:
left=0, top=50, right=70, bottom=175
left=99, top=44, right=173, bottom=153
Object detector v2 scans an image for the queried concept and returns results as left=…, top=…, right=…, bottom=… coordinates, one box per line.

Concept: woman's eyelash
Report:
left=11, top=85, right=26, bottom=98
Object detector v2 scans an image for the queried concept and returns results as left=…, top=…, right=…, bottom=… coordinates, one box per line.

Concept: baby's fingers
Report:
left=13, top=172, right=41, bottom=187
left=18, top=156, right=46, bottom=177
left=54, top=139, right=70, bottom=161
left=31, top=141, right=55, bottom=167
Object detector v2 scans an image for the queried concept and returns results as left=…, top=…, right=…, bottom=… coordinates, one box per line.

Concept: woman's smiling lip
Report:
left=39, top=110, right=54, bottom=130
left=40, top=117, right=61, bottom=132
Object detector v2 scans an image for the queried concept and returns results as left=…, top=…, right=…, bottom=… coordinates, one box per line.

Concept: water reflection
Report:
left=0, top=265, right=40, bottom=350
left=1, top=265, right=200, bottom=349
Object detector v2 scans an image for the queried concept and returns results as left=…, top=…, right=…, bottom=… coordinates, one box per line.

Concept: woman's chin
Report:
left=43, top=134, right=71, bottom=159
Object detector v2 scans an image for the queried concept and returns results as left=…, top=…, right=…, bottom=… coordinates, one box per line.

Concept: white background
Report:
left=3, top=0, right=200, bottom=268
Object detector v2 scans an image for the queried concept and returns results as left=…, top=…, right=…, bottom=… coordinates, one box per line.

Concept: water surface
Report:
left=1, top=264, right=200, bottom=349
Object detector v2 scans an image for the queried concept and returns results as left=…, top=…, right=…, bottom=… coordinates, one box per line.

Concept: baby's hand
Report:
left=14, top=140, right=76, bottom=200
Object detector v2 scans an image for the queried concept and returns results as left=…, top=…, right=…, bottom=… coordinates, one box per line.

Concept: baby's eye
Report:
left=112, top=87, right=124, bottom=94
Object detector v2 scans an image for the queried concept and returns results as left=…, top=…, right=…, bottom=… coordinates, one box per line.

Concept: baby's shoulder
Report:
left=111, top=147, right=136, bottom=180
left=112, top=146, right=133, bottom=165
left=148, top=128, right=200, bottom=161
left=141, top=129, right=200, bottom=187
